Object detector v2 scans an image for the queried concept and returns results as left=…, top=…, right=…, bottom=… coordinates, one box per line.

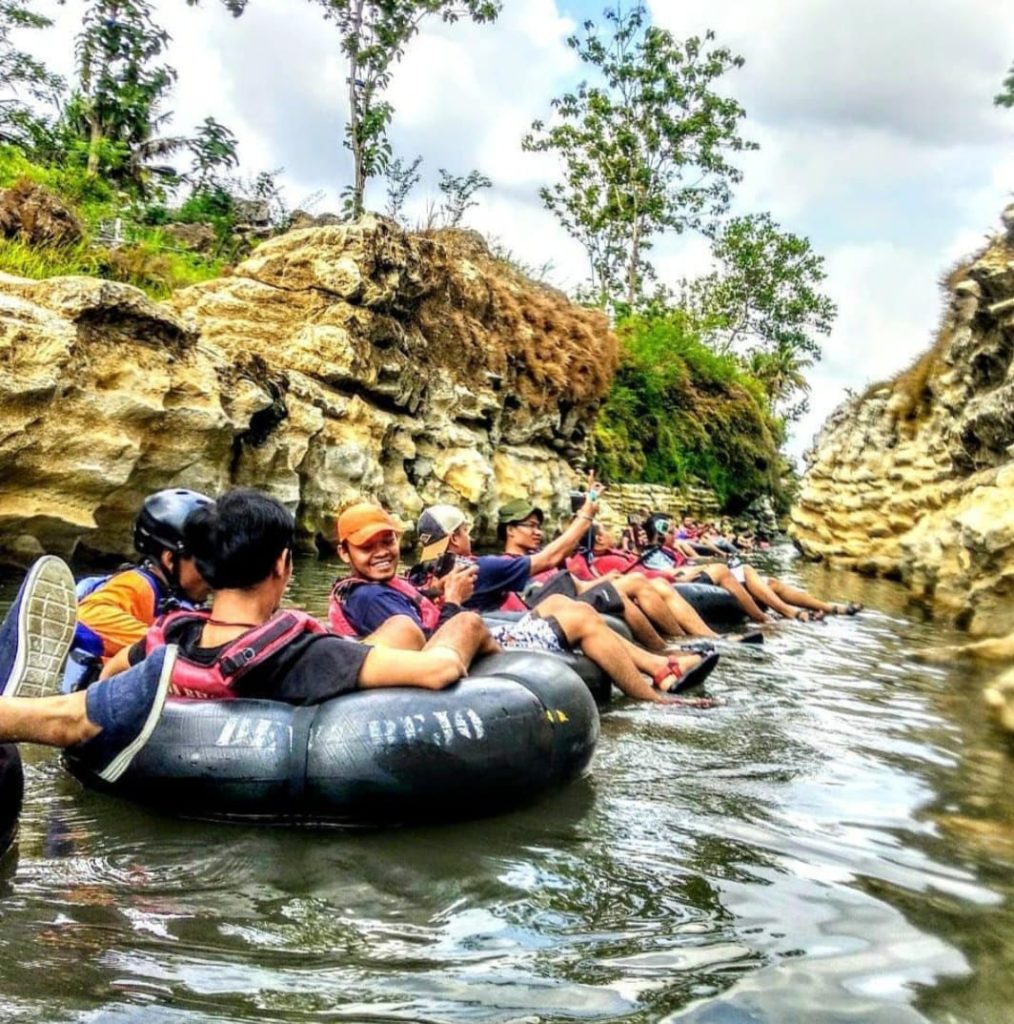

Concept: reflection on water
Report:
left=0, top=546, right=1012, bottom=1022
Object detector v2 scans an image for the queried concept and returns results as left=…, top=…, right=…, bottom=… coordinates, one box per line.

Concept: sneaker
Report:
left=75, top=645, right=176, bottom=783
left=0, top=556, right=77, bottom=699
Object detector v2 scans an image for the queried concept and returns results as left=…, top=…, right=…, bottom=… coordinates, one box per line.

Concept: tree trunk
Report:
left=86, top=117, right=102, bottom=177
left=627, top=216, right=642, bottom=309
left=347, top=0, right=367, bottom=219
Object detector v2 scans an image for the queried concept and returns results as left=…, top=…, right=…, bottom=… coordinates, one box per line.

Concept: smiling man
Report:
left=330, top=503, right=481, bottom=643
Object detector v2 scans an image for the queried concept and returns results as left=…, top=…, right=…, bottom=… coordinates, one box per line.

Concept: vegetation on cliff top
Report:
left=593, top=310, right=782, bottom=510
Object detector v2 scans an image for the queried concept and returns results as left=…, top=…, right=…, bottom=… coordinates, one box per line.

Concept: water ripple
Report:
left=0, top=549, right=1011, bottom=1022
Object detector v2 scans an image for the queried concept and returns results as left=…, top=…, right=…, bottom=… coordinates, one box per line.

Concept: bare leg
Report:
left=538, top=596, right=701, bottom=703
left=646, top=578, right=718, bottom=637
left=363, top=614, right=427, bottom=650
left=613, top=575, right=686, bottom=640
left=765, top=577, right=836, bottom=615
left=740, top=567, right=802, bottom=619
left=0, top=691, right=98, bottom=747
left=424, top=612, right=500, bottom=664
left=693, top=564, right=770, bottom=623
left=572, top=577, right=665, bottom=650
left=614, top=588, right=667, bottom=651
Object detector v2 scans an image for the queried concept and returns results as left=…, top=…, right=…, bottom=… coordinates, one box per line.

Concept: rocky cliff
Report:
left=0, top=216, right=617, bottom=562
left=791, top=210, right=1014, bottom=634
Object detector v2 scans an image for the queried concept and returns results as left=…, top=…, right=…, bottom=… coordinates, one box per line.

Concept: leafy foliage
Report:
left=0, top=145, right=223, bottom=295
left=996, top=60, right=1014, bottom=108
left=72, top=0, right=183, bottom=190
left=384, top=154, right=422, bottom=223
left=523, top=2, right=755, bottom=306
left=186, top=116, right=239, bottom=189
left=437, top=167, right=491, bottom=227
left=690, top=213, right=836, bottom=357
left=593, top=310, right=781, bottom=509
left=685, top=212, right=835, bottom=420
left=0, top=2, right=65, bottom=150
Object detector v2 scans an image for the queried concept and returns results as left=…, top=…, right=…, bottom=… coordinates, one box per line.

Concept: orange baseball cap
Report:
left=336, top=503, right=405, bottom=545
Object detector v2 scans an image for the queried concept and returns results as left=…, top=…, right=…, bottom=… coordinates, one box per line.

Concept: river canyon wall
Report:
left=0, top=216, right=617, bottom=563
left=791, top=210, right=1014, bottom=635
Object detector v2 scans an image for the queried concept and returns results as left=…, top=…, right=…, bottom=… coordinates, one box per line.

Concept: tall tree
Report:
left=523, top=2, right=755, bottom=307
left=747, top=342, right=814, bottom=423
left=0, top=2, right=64, bottom=150
left=315, top=0, right=500, bottom=218
left=186, top=115, right=239, bottom=189
left=74, top=1, right=179, bottom=183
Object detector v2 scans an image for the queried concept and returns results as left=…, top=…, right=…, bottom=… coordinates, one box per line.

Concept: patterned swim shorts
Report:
left=488, top=612, right=567, bottom=654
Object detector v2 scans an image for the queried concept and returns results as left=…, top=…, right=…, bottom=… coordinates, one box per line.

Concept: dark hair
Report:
left=184, top=488, right=295, bottom=590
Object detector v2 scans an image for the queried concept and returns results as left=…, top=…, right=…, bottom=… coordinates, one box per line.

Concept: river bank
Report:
left=0, top=547, right=1011, bottom=1023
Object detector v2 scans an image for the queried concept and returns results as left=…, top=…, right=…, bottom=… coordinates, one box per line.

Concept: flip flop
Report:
left=732, top=630, right=764, bottom=645
left=651, top=652, right=720, bottom=694
left=791, top=610, right=811, bottom=623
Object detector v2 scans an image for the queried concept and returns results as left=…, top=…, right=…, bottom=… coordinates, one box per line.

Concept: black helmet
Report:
left=134, top=488, right=213, bottom=557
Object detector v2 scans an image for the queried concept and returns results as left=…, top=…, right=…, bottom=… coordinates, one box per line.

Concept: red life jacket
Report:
left=144, top=609, right=328, bottom=700
left=328, top=575, right=441, bottom=638
left=565, top=552, right=596, bottom=580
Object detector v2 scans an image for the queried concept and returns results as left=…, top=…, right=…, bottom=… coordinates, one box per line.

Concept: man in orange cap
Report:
left=330, top=503, right=481, bottom=645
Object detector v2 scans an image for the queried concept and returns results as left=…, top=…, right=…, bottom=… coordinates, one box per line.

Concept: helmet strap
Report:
left=142, top=553, right=186, bottom=605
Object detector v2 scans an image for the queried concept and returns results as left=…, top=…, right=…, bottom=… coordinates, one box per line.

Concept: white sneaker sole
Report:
left=7, top=556, right=77, bottom=699
left=98, top=645, right=177, bottom=784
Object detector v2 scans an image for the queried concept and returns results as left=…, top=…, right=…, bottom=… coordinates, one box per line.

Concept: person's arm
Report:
left=99, top=644, right=135, bottom=680
left=528, top=491, right=602, bottom=576
left=78, top=573, right=158, bottom=657
left=434, top=563, right=477, bottom=627
left=672, top=539, right=699, bottom=559
left=357, top=644, right=464, bottom=690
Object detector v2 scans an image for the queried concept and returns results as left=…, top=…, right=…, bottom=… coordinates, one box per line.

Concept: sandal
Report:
left=791, top=610, right=811, bottom=623
left=651, top=652, right=720, bottom=694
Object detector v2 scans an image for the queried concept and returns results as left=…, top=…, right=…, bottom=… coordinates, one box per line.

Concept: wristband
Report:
left=576, top=514, right=594, bottom=522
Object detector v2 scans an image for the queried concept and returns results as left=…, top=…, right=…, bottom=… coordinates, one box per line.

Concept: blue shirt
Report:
left=462, top=555, right=532, bottom=612
left=343, top=583, right=420, bottom=636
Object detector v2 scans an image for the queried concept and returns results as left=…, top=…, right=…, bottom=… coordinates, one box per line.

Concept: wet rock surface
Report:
left=791, top=210, right=1014, bottom=636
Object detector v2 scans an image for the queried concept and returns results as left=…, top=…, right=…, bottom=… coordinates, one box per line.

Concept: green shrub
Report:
left=593, top=310, right=782, bottom=511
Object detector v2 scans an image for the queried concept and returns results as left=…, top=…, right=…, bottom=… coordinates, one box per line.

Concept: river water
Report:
left=0, top=546, right=1011, bottom=1023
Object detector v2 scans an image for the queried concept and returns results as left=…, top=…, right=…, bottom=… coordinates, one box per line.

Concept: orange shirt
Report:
left=77, top=569, right=159, bottom=659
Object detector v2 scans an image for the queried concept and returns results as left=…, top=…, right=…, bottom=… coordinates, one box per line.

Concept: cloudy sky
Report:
left=28, top=0, right=1014, bottom=457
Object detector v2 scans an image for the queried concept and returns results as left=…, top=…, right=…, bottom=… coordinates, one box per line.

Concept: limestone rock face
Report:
left=791, top=218, right=1014, bottom=634
left=0, top=217, right=617, bottom=561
